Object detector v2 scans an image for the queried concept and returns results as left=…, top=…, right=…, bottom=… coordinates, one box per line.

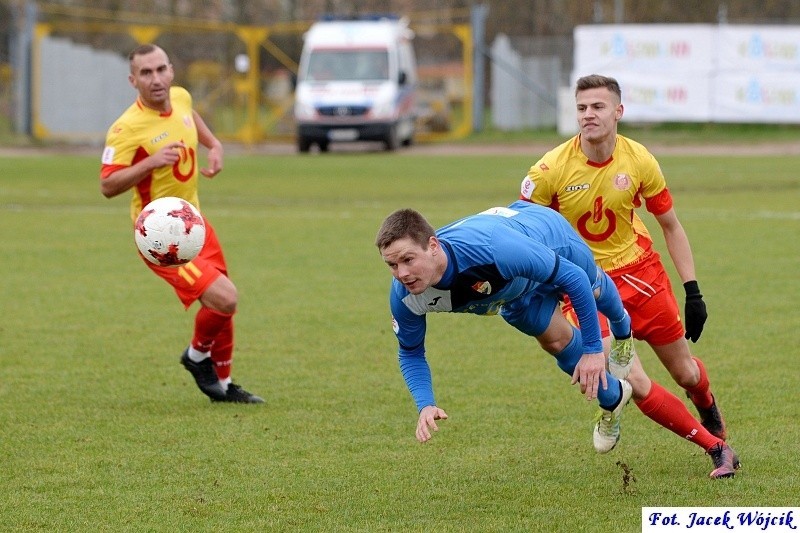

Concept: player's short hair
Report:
left=576, top=74, right=622, bottom=101
left=375, top=209, right=435, bottom=251
left=128, top=44, right=168, bottom=67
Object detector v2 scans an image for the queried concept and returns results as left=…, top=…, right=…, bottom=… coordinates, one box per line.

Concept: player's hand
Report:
left=572, top=352, right=607, bottom=401
left=416, top=405, right=448, bottom=443
left=200, top=144, right=223, bottom=178
left=151, top=142, right=185, bottom=168
left=683, top=280, right=707, bottom=343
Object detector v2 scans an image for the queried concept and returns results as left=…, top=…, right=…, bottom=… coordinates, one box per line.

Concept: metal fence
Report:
left=1, top=3, right=475, bottom=145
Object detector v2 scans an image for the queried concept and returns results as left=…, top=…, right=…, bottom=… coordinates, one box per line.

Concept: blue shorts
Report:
left=500, top=288, right=561, bottom=337
left=500, top=263, right=603, bottom=338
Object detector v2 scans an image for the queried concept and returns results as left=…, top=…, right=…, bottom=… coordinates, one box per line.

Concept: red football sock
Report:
left=635, top=380, right=722, bottom=452
left=192, top=306, right=233, bottom=353
left=210, top=318, right=234, bottom=381
left=685, top=356, right=714, bottom=410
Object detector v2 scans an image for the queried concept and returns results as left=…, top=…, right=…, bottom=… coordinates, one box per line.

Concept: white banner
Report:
left=713, top=71, right=800, bottom=123
left=573, top=24, right=800, bottom=124
left=718, top=25, right=800, bottom=72
left=574, top=24, right=715, bottom=75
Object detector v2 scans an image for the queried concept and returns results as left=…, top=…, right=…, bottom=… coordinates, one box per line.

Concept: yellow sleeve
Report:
left=521, top=156, right=557, bottom=205
left=641, top=154, right=667, bottom=200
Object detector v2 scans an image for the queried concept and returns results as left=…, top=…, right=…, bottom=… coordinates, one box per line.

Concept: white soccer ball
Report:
left=134, top=196, right=206, bottom=267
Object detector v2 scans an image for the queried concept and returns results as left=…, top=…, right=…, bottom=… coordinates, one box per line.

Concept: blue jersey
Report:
left=389, top=201, right=603, bottom=411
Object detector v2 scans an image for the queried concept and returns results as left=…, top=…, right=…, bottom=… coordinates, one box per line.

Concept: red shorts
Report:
left=141, top=217, right=227, bottom=309
left=562, top=252, right=684, bottom=346
left=608, top=252, right=684, bottom=345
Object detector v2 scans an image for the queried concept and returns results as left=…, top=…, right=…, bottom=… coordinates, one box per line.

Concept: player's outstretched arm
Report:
left=654, top=209, right=707, bottom=342
left=416, top=405, right=448, bottom=443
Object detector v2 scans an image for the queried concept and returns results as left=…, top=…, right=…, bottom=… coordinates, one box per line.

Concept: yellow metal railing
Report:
left=30, top=12, right=473, bottom=145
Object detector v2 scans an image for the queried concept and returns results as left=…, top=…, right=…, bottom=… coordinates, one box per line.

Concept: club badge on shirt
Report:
left=613, top=173, right=631, bottom=191
left=472, top=281, right=492, bottom=295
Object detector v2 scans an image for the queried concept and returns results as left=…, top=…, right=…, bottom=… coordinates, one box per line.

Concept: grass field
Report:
left=1, top=147, right=798, bottom=531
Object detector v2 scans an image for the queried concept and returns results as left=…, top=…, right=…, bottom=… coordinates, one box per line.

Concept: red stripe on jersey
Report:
left=132, top=146, right=154, bottom=207
left=644, top=187, right=673, bottom=215
left=586, top=155, right=613, bottom=168
left=100, top=164, right=127, bottom=179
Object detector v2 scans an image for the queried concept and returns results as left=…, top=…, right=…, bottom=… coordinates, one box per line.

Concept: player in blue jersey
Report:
left=375, top=201, right=740, bottom=478
left=376, top=200, right=634, bottom=451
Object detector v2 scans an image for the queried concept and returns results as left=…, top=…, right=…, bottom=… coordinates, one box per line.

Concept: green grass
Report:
left=1, top=150, right=798, bottom=531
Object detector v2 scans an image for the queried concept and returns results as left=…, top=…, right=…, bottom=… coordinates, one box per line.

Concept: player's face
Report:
left=576, top=87, right=622, bottom=144
left=129, top=48, right=174, bottom=111
left=381, top=236, right=440, bottom=295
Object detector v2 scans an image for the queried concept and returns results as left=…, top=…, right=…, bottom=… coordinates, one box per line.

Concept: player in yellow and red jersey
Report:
left=100, top=44, right=262, bottom=404
left=520, top=74, right=737, bottom=476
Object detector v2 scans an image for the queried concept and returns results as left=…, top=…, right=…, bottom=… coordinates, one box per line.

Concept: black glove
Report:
left=683, top=280, right=707, bottom=343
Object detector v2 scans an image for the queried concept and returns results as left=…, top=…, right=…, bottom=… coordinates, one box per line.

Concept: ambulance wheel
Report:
left=384, top=126, right=399, bottom=151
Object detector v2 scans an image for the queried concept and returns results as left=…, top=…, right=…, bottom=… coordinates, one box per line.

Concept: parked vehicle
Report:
left=294, top=16, right=417, bottom=152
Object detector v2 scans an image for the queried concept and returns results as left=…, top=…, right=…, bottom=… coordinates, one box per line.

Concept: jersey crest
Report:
left=471, top=281, right=492, bottom=294
left=613, top=173, right=631, bottom=191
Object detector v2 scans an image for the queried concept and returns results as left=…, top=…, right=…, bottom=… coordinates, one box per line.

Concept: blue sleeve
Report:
left=547, top=258, right=602, bottom=353
left=390, top=283, right=436, bottom=411
left=399, top=353, right=435, bottom=412
left=490, top=227, right=603, bottom=353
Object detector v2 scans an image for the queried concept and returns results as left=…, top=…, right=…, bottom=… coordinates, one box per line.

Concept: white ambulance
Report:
left=294, top=16, right=417, bottom=152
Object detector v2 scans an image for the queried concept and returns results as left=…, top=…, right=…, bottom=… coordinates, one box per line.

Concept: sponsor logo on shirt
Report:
left=403, top=288, right=452, bottom=314
left=151, top=132, right=169, bottom=144
left=101, top=146, right=115, bottom=164
left=565, top=183, right=590, bottom=192
left=520, top=176, right=535, bottom=199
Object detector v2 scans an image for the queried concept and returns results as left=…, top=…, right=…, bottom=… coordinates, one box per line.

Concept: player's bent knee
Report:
left=201, top=276, right=238, bottom=314
left=537, top=336, right=569, bottom=355
left=674, top=369, right=701, bottom=389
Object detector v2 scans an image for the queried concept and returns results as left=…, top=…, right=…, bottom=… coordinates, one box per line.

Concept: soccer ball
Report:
left=134, top=197, right=206, bottom=267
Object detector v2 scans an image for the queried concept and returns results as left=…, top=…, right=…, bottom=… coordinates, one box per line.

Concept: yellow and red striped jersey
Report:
left=520, top=134, right=673, bottom=272
left=101, top=87, right=200, bottom=223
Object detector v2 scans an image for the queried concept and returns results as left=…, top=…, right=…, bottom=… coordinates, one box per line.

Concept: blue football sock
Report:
left=598, top=380, right=623, bottom=410
left=554, top=326, right=583, bottom=375
left=555, top=326, right=623, bottom=408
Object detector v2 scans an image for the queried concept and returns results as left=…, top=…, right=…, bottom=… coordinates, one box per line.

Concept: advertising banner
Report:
left=573, top=24, right=800, bottom=124
left=718, top=25, right=800, bottom=72
left=713, top=71, right=800, bottom=122
left=573, top=24, right=715, bottom=75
